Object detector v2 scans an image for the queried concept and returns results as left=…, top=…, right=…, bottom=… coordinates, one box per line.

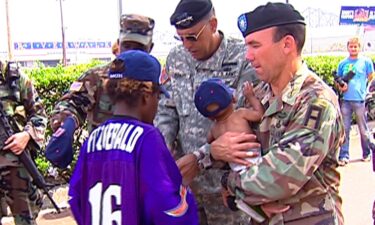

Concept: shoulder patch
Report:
left=69, top=81, right=84, bottom=92
left=303, top=105, right=323, bottom=130
left=159, top=67, right=170, bottom=85
left=53, top=127, right=66, bottom=137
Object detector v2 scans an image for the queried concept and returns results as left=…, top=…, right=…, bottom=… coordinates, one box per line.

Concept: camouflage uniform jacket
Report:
left=366, top=78, right=375, bottom=121
left=51, top=63, right=112, bottom=132
left=155, top=32, right=258, bottom=195
left=227, top=65, right=345, bottom=225
left=0, top=67, right=47, bottom=166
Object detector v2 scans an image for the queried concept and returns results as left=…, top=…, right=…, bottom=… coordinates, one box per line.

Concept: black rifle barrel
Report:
left=19, top=153, right=61, bottom=213
left=0, top=102, right=60, bottom=213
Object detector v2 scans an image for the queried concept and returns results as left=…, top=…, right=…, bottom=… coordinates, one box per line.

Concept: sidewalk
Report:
left=337, top=123, right=375, bottom=225
left=1, top=185, right=77, bottom=225
left=1, top=124, right=375, bottom=224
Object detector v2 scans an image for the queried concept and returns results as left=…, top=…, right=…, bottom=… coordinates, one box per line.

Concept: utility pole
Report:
left=59, top=0, right=67, bottom=66
left=118, top=0, right=123, bottom=24
left=5, top=0, right=13, bottom=60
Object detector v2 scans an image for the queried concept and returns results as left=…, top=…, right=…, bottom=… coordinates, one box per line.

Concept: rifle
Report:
left=0, top=102, right=61, bottom=213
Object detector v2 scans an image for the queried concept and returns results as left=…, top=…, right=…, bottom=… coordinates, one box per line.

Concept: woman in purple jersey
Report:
left=68, top=50, right=198, bottom=225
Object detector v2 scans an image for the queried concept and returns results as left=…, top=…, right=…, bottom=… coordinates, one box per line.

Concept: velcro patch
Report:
left=69, top=82, right=84, bottom=92
left=159, top=67, right=170, bottom=85
left=53, top=127, right=65, bottom=137
left=303, top=105, right=323, bottom=130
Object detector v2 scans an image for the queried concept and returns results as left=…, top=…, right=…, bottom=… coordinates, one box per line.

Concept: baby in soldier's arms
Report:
left=194, top=78, right=264, bottom=171
left=194, top=78, right=288, bottom=220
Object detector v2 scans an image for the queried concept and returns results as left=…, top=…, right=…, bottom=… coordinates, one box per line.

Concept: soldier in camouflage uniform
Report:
left=0, top=61, right=47, bottom=224
left=366, top=78, right=375, bottom=121
left=214, top=3, right=345, bottom=224
left=154, top=0, right=258, bottom=224
left=50, top=14, right=155, bottom=133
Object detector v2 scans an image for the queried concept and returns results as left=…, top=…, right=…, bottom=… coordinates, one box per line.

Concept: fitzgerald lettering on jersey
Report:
left=87, top=122, right=144, bottom=153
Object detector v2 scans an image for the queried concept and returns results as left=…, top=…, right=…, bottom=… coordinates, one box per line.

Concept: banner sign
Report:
left=339, top=6, right=375, bottom=25
left=13, top=41, right=112, bottom=50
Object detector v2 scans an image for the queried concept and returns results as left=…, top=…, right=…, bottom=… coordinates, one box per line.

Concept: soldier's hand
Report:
left=50, top=114, right=65, bottom=132
left=211, top=132, right=260, bottom=166
left=3, top=131, right=30, bottom=155
left=176, top=153, right=200, bottom=186
left=221, top=188, right=231, bottom=208
left=50, top=111, right=77, bottom=132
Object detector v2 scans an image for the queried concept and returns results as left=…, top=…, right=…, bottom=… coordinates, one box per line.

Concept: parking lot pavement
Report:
left=337, top=123, right=375, bottom=225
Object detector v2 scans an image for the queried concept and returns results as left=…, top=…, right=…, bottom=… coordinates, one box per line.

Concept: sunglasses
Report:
left=174, top=23, right=207, bottom=42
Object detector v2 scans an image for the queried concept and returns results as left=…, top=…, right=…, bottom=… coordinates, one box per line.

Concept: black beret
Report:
left=170, top=0, right=213, bottom=29
left=237, top=2, right=305, bottom=37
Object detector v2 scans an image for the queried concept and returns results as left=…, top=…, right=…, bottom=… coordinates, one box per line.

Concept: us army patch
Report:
left=69, top=81, right=83, bottom=92
left=303, top=105, right=322, bottom=130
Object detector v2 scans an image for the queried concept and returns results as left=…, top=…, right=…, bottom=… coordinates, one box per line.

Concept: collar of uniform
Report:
left=263, top=94, right=283, bottom=117
left=262, top=63, right=308, bottom=117
left=194, top=31, right=227, bottom=71
left=281, top=63, right=309, bottom=106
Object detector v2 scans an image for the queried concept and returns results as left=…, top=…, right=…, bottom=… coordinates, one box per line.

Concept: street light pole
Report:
left=5, top=0, right=13, bottom=60
left=118, top=0, right=123, bottom=22
left=58, top=0, right=67, bottom=66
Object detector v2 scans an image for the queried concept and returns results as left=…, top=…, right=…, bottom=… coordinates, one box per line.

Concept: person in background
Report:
left=335, top=37, right=374, bottom=166
left=211, top=2, right=345, bottom=224
left=154, top=0, right=259, bottom=223
left=0, top=61, right=47, bottom=224
left=50, top=14, right=155, bottom=134
left=46, top=14, right=155, bottom=169
left=69, top=50, right=198, bottom=225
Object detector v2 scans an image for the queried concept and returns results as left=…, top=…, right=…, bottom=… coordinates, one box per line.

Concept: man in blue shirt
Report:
left=336, top=37, right=375, bottom=166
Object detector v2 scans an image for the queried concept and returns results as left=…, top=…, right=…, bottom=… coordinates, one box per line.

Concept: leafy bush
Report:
left=303, top=55, right=344, bottom=86
left=24, top=60, right=105, bottom=178
left=303, top=55, right=375, bottom=86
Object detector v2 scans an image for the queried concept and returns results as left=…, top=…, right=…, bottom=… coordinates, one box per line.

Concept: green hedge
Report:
left=24, top=60, right=105, bottom=178
left=24, top=55, right=375, bottom=178
left=304, top=55, right=375, bottom=86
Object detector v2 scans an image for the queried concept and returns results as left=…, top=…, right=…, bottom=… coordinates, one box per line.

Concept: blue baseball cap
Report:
left=108, top=50, right=170, bottom=98
left=45, top=116, right=76, bottom=169
left=194, top=78, right=234, bottom=118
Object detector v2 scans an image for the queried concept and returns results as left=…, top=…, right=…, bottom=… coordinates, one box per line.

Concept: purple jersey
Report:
left=69, top=116, right=198, bottom=225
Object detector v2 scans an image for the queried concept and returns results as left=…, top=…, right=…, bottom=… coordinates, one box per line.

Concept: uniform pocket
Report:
left=281, top=194, right=336, bottom=223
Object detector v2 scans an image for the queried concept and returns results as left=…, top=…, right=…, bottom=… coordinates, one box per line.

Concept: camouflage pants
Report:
left=195, top=193, right=250, bottom=225
left=0, top=165, right=42, bottom=225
